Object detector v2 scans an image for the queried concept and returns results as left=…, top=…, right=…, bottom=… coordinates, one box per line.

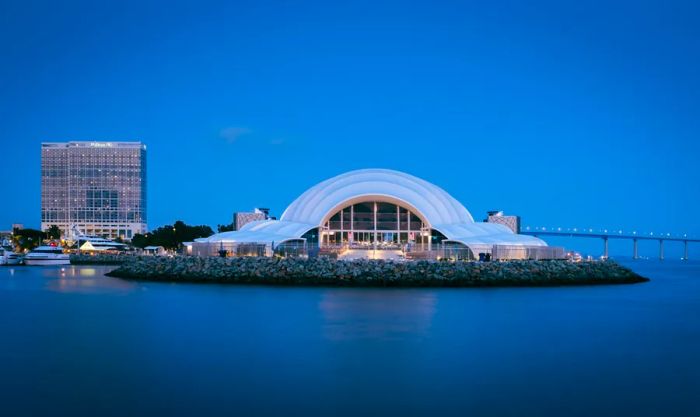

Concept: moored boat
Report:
left=0, top=246, right=22, bottom=266
left=23, top=246, right=70, bottom=266
left=70, top=225, right=127, bottom=252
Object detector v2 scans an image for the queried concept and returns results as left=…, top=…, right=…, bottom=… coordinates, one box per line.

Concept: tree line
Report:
left=7, top=222, right=214, bottom=252
left=9, top=226, right=61, bottom=251
left=131, top=220, right=213, bottom=250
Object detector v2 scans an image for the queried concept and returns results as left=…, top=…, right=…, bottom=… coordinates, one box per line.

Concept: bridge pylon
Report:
left=603, top=237, right=609, bottom=259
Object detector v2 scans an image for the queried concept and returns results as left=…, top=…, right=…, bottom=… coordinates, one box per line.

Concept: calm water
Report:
left=0, top=259, right=698, bottom=417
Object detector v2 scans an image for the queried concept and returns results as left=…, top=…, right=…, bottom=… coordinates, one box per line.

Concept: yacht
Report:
left=70, top=225, right=127, bottom=252
left=77, top=235, right=127, bottom=251
left=24, top=246, right=70, bottom=266
left=0, top=246, right=21, bottom=266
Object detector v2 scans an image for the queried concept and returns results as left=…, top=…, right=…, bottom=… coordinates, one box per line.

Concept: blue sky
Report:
left=1, top=0, right=698, bottom=257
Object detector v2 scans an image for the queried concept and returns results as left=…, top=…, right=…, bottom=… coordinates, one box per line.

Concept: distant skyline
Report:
left=1, top=0, right=699, bottom=258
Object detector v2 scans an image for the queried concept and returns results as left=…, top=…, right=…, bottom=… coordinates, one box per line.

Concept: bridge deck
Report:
left=521, top=230, right=698, bottom=242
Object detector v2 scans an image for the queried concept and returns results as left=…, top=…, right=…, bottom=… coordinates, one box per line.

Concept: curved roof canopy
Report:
left=281, top=169, right=474, bottom=227
left=199, top=169, right=546, bottom=248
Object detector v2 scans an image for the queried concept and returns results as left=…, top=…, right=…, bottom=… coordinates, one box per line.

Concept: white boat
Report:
left=24, top=246, right=70, bottom=266
left=77, top=235, right=127, bottom=251
left=0, top=246, right=21, bottom=266
left=71, top=225, right=127, bottom=252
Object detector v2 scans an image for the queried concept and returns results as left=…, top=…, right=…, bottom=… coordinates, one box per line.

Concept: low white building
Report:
left=143, top=246, right=166, bottom=256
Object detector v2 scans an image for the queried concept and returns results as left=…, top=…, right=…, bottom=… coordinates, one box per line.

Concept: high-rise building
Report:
left=233, top=208, right=270, bottom=230
left=484, top=210, right=521, bottom=234
left=41, top=141, right=147, bottom=240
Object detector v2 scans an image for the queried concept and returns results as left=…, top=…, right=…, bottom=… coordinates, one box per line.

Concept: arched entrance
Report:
left=318, top=198, right=432, bottom=250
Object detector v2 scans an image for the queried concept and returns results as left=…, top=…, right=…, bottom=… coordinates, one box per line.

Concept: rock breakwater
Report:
left=105, top=256, right=648, bottom=287
left=70, top=254, right=141, bottom=265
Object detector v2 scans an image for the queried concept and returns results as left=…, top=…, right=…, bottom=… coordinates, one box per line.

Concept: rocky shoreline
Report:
left=70, top=254, right=134, bottom=265
left=103, top=256, right=649, bottom=287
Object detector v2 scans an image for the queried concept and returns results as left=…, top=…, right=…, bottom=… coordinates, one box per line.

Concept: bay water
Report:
left=0, top=259, right=698, bottom=416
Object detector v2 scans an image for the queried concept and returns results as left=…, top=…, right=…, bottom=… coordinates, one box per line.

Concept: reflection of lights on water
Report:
left=44, top=266, right=136, bottom=293
left=57, top=279, right=98, bottom=289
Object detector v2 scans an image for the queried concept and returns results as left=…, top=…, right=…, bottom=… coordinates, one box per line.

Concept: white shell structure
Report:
left=198, top=168, right=546, bottom=249
left=281, top=169, right=475, bottom=226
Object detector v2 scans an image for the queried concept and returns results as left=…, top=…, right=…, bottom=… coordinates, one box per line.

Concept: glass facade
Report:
left=320, top=201, right=434, bottom=249
left=41, top=142, right=147, bottom=239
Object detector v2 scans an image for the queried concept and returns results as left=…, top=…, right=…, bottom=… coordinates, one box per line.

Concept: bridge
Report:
left=520, top=227, right=699, bottom=260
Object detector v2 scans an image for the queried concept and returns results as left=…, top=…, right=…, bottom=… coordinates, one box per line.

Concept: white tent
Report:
left=80, top=241, right=115, bottom=251
left=143, top=246, right=166, bottom=255
left=80, top=241, right=97, bottom=251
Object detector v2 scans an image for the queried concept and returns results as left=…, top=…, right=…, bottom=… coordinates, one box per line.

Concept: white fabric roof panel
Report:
left=198, top=220, right=315, bottom=244
left=437, top=223, right=547, bottom=246
left=198, top=169, right=548, bottom=248
left=281, top=169, right=475, bottom=226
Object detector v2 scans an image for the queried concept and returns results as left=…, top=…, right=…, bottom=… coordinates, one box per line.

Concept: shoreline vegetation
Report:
left=93, top=255, right=650, bottom=287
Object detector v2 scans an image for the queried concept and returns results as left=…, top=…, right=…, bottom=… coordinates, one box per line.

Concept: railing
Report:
left=492, top=245, right=566, bottom=261
left=274, top=241, right=307, bottom=257
left=191, top=240, right=568, bottom=261
left=405, top=243, right=567, bottom=261
left=190, top=241, right=273, bottom=257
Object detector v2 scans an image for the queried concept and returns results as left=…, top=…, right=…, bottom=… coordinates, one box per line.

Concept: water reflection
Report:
left=319, top=289, right=437, bottom=341
left=40, top=266, right=137, bottom=294
left=0, top=260, right=699, bottom=417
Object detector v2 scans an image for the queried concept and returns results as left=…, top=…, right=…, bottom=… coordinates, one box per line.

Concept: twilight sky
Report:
left=1, top=0, right=699, bottom=257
